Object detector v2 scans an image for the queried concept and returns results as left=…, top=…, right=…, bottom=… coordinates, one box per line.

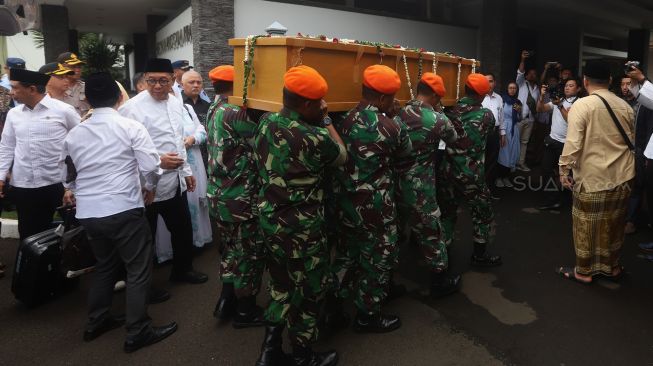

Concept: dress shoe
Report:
left=170, top=270, right=208, bottom=284
left=124, top=322, right=178, bottom=353
left=255, top=324, right=291, bottom=366
left=233, top=296, right=265, bottom=329
left=291, top=346, right=338, bottom=366
left=353, top=312, right=401, bottom=333
left=471, top=252, right=502, bottom=267
left=84, top=314, right=125, bottom=342
left=148, top=287, right=171, bottom=304
left=430, top=272, right=461, bottom=298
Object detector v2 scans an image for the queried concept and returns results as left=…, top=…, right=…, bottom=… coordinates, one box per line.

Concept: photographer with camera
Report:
left=516, top=50, right=540, bottom=172
left=536, top=77, right=580, bottom=211
left=627, top=62, right=653, bottom=110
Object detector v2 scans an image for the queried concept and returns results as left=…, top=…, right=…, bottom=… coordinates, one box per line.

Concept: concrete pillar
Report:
left=628, top=29, right=650, bottom=74
left=68, top=29, right=79, bottom=54
left=191, top=0, right=234, bottom=96
left=133, top=33, right=148, bottom=72
left=478, top=0, right=517, bottom=92
left=146, top=15, right=167, bottom=58
left=41, top=4, right=71, bottom=62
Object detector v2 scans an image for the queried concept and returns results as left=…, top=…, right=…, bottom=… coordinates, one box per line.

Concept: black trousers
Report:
left=80, top=208, right=152, bottom=338
left=645, top=160, right=653, bottom=228
left=540, top=136, right=565, bottom=205
left=485, top=127, right=501, bottom=188
left=145, top=186, right=193, bottom=275
left=12, top=183, right=64, bottom=240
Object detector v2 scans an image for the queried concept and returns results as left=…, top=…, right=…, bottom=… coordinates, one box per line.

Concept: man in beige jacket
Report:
left=558, top=60, right=635, bottom=284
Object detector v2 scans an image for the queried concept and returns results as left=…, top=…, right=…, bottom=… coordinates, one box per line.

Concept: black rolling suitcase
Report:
left=11, top=228, right=67, bottom=307
left=11, top=206, right=80, bottom=307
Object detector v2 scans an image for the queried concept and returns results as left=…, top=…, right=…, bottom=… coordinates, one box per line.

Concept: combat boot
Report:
left=353, top=312, right=401, bottom=333
left=318, top=294, right=350, bottom=339
left=233, top=295, right=265, bottom=329
left=430, top=271, right=461, bottom=298
left=291, top=345, right=338, bottom=366
left=383, top=273, right=407, bottom=304
left=471, top=242, right=502, bottom=267
left=213, top=283, right=236, bottom=320
left=254, top=323, right=291, bottom=366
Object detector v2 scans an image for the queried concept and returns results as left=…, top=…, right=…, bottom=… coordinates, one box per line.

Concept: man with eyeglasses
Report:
left=119, top=58, right=208, bottom=286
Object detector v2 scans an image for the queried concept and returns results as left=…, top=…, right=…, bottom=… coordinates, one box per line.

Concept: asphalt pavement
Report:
left=1, top=169, right=653, bottom=365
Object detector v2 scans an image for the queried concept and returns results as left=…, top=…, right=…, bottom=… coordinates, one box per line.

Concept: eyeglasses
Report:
left=146, top=78, right=171, bottom=86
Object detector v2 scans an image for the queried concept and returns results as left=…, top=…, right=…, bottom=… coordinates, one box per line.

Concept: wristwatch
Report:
left=322, top=116, right=333, bottom=127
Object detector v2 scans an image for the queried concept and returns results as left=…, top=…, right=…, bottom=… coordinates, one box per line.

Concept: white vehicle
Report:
left=0, top=0, right=39, bottom=36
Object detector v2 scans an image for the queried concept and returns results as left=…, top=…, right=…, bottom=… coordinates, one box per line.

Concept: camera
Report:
left=624, top=61, right=640, bottom=74
left=548, top=85, right=562, bottom=100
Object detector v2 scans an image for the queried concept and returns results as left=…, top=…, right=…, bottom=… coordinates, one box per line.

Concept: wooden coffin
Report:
left=229, top=36, right=479, bottom=112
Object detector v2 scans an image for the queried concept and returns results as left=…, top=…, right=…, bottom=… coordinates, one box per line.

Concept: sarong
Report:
left=572, top=180, right=633, bottom=276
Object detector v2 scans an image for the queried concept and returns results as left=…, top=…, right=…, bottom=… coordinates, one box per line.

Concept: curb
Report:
left=0, top=219, right=19, bottom=239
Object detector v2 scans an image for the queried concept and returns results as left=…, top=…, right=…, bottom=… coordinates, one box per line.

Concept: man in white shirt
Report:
left=0, top=68, right=80, bottom=240
left=516, top=50, right=540, bottom=172
left=481, top=73, right=506, bottom=192
left=536, top=78, right=580, bottom=210
left=61, top=72, right=177, bottom=352
left=627, top=65, right=653, bottom=110
left=119, top=58, right=208, bottom=285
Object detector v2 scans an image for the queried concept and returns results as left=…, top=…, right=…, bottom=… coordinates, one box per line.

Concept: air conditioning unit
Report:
left=0, top=0, right=40, bottom=36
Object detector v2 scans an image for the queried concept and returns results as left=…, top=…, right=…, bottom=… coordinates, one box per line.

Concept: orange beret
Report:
left=465, top=73, right=491, bottom=96
left=284, top=65, right=328, bottom=100
left=420, top=72, right=446, bottom=97
left=209, top=65, right=234, bottom=82
left=363, top=65, right=401, bottom=95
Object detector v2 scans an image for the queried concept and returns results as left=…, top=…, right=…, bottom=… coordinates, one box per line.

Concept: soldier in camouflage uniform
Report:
left=437, top=74, right=502, bottom=267
left=332, top=65, right=410, bottom=334
left=206, top=65, right=266, bottom=328
left=395, top=73, right=463, bottom=297
left=254, top=66, right=345, bottom=366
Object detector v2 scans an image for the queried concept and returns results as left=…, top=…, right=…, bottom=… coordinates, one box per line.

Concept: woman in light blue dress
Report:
left=496, top=82, right=522, bottom=187
left=155, top=104, right=213, bottom=262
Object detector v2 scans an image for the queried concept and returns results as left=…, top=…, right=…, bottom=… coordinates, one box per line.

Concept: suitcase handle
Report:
left=56, top=205, right=79, bottom=231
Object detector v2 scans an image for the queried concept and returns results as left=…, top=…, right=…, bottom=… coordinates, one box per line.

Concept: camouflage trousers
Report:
left=263, top=233, right=330, bottom=347
left=436, top=177, right=495, bottom=245
left=332, top=223, right=399, bottom=315
left=397, top=180, right=448, bottom=272
left=218, top=219, right=265, bottom=297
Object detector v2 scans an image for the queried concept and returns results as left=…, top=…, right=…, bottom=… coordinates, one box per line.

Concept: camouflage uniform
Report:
left=206, top=95, right=264, bottom=296
left=63, top=80, right=90, bottom=117
left=395, top=99, right=457, bottom=272
left=333, top=102, right=411, bottom=315
left=437, top=96, right=496, bottom=246
left=255, top=108, right=345, bottom=347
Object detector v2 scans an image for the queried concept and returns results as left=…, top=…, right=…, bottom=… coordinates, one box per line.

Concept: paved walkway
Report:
left=1, top=170, right=653, bottom=365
